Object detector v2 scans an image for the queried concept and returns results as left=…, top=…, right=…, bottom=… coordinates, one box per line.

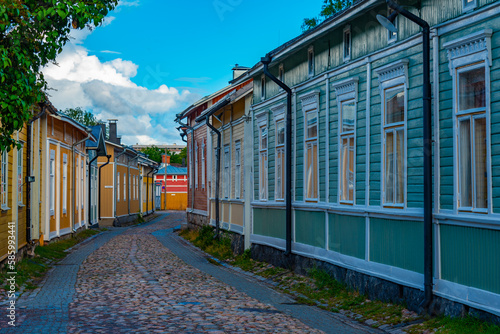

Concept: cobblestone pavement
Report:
left=2, top=212, right=380, bottom=333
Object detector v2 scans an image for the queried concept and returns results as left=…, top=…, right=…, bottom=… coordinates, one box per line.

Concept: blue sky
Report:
left=43, top=0, right=322, bottom=145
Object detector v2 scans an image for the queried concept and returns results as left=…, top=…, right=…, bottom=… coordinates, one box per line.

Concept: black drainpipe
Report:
left=26, top=104, right=47, bottom=243
left=87, top=153, right=98, bottom=226
left=177, top=122, right=195, bottom=216
left=98, top=155, right=111, bottom=220
left=385, top=0, right=433, bottom=310
left=261, top=54, right=293, bottom=256
left=205, top=117, right=221, bottom=239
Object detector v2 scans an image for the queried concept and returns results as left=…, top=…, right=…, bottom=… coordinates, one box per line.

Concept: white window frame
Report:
left=124, top=172, right=127, bottom=201
left=300, top=91, right=320, bottom=202
left=463, top=0, right=477, bottom=12
left=81, top=159, right=84, bottom=209
left=444, top=29, right=492, bottom=214
left=49, top=150, right=55, bottom=216
left=195, top=141, right=198, bottom=189
left=201, top=142, right=205, bottom=189
left=117, top=172, right=120, bottom=202
left=223, top=145, right=230, bottom=199
left=256, top=111, right=268, bottom=201
left=272, top=103, right=286, bottom=202
left=234, top=141, right=241, bottom=199
left=376, top=60, right=409, bottom=209
left=189, top=143, right=193, bottom=188
left=333, top=78, right=358, bottom=205
left=1, top=150, right=9, bottom=210
left=308, top=46, right=315, bottom=78
left=17, top=143, right=24, bottom=205
left=343, top=25, right=351, bottom=62
left=63, top=154, right=68, bottom=214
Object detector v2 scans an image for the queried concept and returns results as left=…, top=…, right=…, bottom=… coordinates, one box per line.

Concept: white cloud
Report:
left=43, top=27, right=199, bottom=145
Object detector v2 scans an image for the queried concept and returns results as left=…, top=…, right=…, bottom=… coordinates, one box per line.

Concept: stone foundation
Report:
left=250, top=243, right=500, bottom=325
left=186, top=211, right=208, bottom=229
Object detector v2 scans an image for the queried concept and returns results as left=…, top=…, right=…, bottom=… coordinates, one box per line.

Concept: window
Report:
left=444, top=30, right=492, bottom=212
left=189, top=145, right=192, bottom=188
left=17, top=144, right=23, bottom=205
left=343, top=26, right=351, bottom=62
left=388, top=15, right=397, bottom=43
left=340, top=100, right=356, bottom=203
left=308, top=46, right=314, bottom=77
left=383, top=86, right=405, bottom=206
left=235, top=141, right=241, bottom=199
left=463, top=0, right=477, bottom=12
left=1, top=150, right=8, bottom=210
left=63, top=154, right=67, bottom=214
left=301, top=91, right=319, bottom=201
left=117, top=172, right=120, bottom=202
left=275, top=120, right=285, bottom=201
left=173, top=175, right=177, bottom=181
left=261, top=75, right=266, bottom=100
left=124, top=173, right=127, bottom=201
left=201, top=142, right=205, bottom=189
left=81, top=161, right=84, bottom=209
left=195, top=141, right=198, bottom=189
left=259, top=123, right=268, bottom=201
left=224, top=145, right=230, bottom=198
left=49, top=150, right=55, bottom=215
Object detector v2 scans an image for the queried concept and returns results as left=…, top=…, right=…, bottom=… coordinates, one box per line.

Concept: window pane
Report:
left=474, top=117, right=487, bottom=209
left=459, top=119, right=472, bottom=207
left=306, top=144, right=313, bottom=199
left=306, top=112, right=317, bottom=139
left=459, top=67, right=485, bottom=111
left=386, top=87, right=405, bottom=124
left=385, top=131, right=394, bottom=203
left=277, top=120, right=285, bottom=145
left=261, top=127, right=267, bottom=149
left=344, top=30, right=350, bottom=58
left=342, top=101, right=355, bottom=133
left=396, top=129, right=404, bottom=204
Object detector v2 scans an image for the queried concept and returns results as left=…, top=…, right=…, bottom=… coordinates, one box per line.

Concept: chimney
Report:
left=232, top=64, right=250, bottom=80
left=108, top=119, right=120, bottom=145
left=162, top=154, right=171, bottom=166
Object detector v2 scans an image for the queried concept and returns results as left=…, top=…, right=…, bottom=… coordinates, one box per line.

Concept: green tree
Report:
left=0, top=0, right=118, bottom=151
left=141, top=146, right=163, bottom=164
left=170, top=147, right=187, bottom=165
left=301, top=0, right=353, bottom=32
left=61, top=107, right=102, bottom=127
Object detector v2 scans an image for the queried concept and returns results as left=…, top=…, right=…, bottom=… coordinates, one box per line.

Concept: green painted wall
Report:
left=370, top=218, right=423, bottom=274
left=329, top=214, right=365, bottom=259
left=295, top=210, right=326, bottom=248
left=253, top=208, right=286, bottom=240
left=441, top=225, right=500, bottom=295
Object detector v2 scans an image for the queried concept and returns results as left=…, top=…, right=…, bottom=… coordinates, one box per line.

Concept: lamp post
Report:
left=377, top=0, right=433, bottom=311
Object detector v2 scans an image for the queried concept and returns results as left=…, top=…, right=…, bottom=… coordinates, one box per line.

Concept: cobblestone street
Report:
left=1, top=212, right=379, bottom=333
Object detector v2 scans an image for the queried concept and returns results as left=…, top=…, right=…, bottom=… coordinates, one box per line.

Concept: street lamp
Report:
left=377, top=0, right=433, bottom=311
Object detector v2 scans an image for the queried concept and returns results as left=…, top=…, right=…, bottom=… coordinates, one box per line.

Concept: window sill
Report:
left=1, top=205, right=10, bottom=212
left=18, top=204, right=25, bottom=208
left=382, top=204, right=405, bottom=209
left=458, top=208, right=488, bottom=214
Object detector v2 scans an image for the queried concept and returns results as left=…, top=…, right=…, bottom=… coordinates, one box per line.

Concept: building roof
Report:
left=86, top=125, right=108, bottom=156
left=157, top=165, right=188, bottom=175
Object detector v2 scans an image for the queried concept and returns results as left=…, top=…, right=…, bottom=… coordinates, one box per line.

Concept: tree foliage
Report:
left=61, top=107, right=102, bottom=127
left=301, top=0, right=353, bottom=32
left=0, top=0, right=118, bottom=151
left=141, top=146, right=187, bottom=166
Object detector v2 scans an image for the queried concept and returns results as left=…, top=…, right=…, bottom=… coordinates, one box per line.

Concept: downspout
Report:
left=26, top=105, right=47, bottom=242
left=72, top=131, right=93, bottom=233
left=87, top=153, right=98, bottom=226
left=385, top=0, right=433, bottom=310
left=177, top=122, right=195, bottom=214
left=205, top=117, right=221, bottom=239
left=98, top=155, right=111, bottom=220
left=261, top=54, right=293, bottom=256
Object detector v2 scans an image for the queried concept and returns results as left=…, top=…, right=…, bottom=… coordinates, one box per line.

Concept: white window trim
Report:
left=256, top=110, right=269, bottom=201
left=333, top=77, right=359, bottom=205
left=17, top=143, right=24, bottom=206
left=343, top=25, right=351, bottom=62
left=234, top=141, right=241, bottom=200
left=201, top=142, right=205, bottom=189
left=300, top=91, right=320, bottom=202
left=117, top=172, right=120, bottom=202
left=463, top=0, right=477, bottom=12
left=63, top=154, right=68, bottom=214
left=308, top=46, right=315, bottom=78
left=376, top=60, right=409, bottom=209
left=445, top=29, right=492, bottom=214
left=81, top=160, right=84, bottom=209
left=224, top=145, right=230, bottom=199
left=195, top=141, right=198, bottom=189
left=1, top=150, right=9, bottom=210
left=49, top=150, right=55, bottom=216
left=272, top=103, right=286, bottom=201
left=124, top=172, right=127, bottom=201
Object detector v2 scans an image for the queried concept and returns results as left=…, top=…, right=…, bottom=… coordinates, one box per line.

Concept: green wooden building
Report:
left=235, top=0, right=500, bottom=319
